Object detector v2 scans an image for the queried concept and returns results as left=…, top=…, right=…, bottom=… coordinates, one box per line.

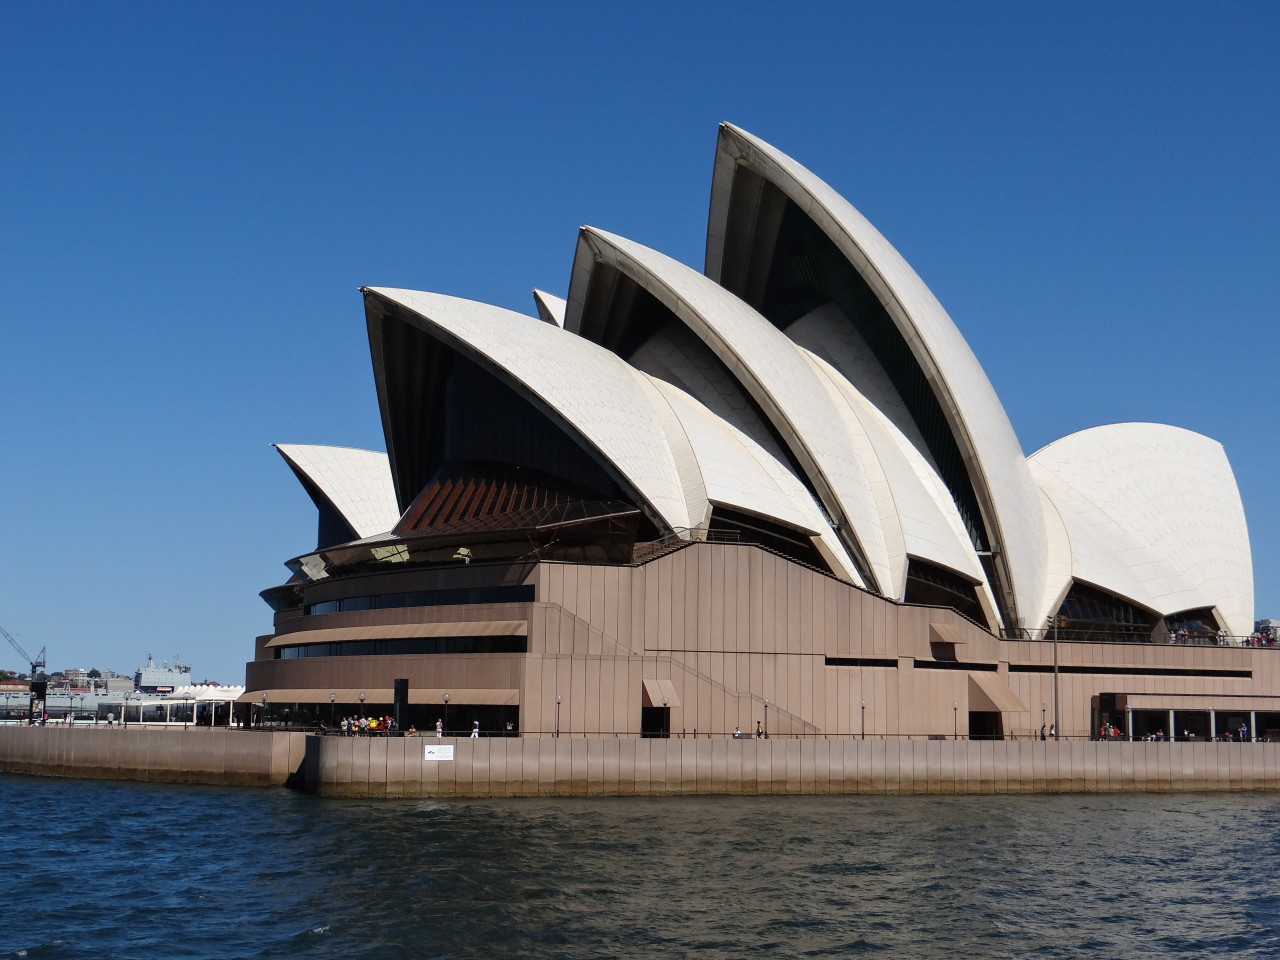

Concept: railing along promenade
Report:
left=1010, top=626, right=1276, bottom=648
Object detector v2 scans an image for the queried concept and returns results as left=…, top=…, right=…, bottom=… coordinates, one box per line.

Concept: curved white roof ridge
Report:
left=364, top=287, right=695, bottom=534
left=707, top=122, right=1047, bottom=629
left=629, top=371, right=712, bottom=533
left=643, top=374, right=863, bottom=585
left=1029, top=422, right=1252, bottom=635
left=787, top=302, right=934, bottom=467
left=273, top=443, right=399, bottom=539
left=1034, top=485, right=1075, bottom=625
left=570, top=225, right=892, bottom=593
left=628, top=323, right=790, bottom=463
left=803, top=350, right=993, bottom=611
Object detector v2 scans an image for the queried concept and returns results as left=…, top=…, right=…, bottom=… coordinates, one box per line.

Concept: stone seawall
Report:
left=0, top=727, right=307, bottom=788
left=6, top=729, right=1279, bottom=797
left=306, top=736, right=1280, bottom=798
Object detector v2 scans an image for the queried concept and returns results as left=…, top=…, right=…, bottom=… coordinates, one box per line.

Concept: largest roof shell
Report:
left=705, top=122, right=1047, bottom=630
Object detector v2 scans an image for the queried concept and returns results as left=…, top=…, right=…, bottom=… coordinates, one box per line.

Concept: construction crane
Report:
left=2, top=625, right=47, bottom=724
left=1, top=624, right=46, bottom=677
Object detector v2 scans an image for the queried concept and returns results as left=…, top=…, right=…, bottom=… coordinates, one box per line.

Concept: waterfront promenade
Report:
left=3, top=726, right=1280, bottom=797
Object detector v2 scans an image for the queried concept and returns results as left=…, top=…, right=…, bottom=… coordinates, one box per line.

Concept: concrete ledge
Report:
left=0, top=727, right=306, bottom=788
left=10, top=729, right=1279, bottom=797
left=305, top=736, right=1280, bottom=798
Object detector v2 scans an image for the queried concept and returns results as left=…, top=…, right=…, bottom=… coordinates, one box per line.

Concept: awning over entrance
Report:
left=968, top=672, right=1027, bottom=713
left=929, top=623, right=971, bottom=646
left=641, top=678, right=681, bottom=708
left=236, top=687, right=520, bottom=705
left=266, top=620, right=528, bottom=647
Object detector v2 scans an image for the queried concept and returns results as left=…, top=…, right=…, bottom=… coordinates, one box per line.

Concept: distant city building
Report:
left=1259, top=620, right=1280, bottom=642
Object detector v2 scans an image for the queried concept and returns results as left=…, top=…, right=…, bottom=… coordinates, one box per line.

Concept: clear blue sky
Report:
left=2, top=1, right=1276, bottom=682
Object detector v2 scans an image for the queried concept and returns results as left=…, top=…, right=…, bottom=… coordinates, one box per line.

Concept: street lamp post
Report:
left=261, top=693, right=268, bottom=729
left=443, top=692, right=450, bottom=735
left=953, top=701, right=959, bottom=740
left=555, top=695, right=562, bottom=738
left=1051, top=615, right=1062, bottom=741
left=359, top=691, right=366, bottom=721
left=763, top=699, right=769, bottom=740
left=861, top=699, right=867, bottom=740
left=329, top=693, right=335, bottom=730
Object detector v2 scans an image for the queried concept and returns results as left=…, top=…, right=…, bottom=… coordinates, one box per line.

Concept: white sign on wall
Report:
left=423, top=744, right=455, bottom=762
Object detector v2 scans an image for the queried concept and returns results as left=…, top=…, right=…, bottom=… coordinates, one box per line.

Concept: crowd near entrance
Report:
left=1092, top=695, right=1280, bottom=742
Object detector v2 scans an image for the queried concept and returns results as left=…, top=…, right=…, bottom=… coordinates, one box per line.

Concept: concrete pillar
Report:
left=1168, top=709, right=1176, bottom=740
left=1210, top=710, right=1217, bottom=740
left=1250, top=711, right=1257, bottom=742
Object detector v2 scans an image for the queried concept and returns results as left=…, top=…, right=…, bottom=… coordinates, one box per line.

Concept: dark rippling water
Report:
left=6, top=775, right=1280, bottom=959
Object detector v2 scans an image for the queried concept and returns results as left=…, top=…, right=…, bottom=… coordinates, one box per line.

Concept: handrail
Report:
left=1011, top=627, right=1279, bottom=648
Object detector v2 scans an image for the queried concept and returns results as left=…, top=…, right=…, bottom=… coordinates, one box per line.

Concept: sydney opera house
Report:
left=245, top=123, right=1270, bottom=743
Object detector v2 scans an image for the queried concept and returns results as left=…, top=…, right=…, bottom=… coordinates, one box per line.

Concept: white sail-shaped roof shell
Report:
left=532, top=289, right=566, bottom=326
left=565, top=226, right=888, bottom=592
left=364, top=287, right=697, bottom=535
left=273, top=444, right=399, bottom=540
left=1029, top=423, right=1253, bottom=636
left=802, top=352, right=994, bottom=612
left=705, top=122, right=1047, bottom=630
left=641, top=375, right=863, bottom=585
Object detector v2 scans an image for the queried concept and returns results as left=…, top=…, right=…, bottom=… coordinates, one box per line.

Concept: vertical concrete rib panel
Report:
left=404, top=737, right=426, bottom=795
left=813, top=738, right=830, bottom=795
left=782, top=740, right=800, bottom=794
left=631, top=738, right=650, bottom=795
left=470, top=739, right=491, bottom=797
left=674, top=740, right=692, bottom=795
left=862, top=739, right=880, bottom=793
left=655, top=740, right=675, bottom=796
left=741, top=737, right=758, bottom=794
left=1038, top=742, right=1054, bottom=794
left=583, top=738, right=602, bottom=796
left=1154, top=742, right=1171, bottom=793
left=613, top=738, right=634, bottom=796
left=350, top=735, right=371, bottom=796
left=1013, top=741, right=1031, bottom=793
left=386, top=738, right=409, bottom=797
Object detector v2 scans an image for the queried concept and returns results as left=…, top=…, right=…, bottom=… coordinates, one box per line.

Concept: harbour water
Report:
left=6, top=774, right=1280, bottom=959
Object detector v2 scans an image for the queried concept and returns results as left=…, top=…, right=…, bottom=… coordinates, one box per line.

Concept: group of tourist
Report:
left=1205, top=629, right=1278, bottom=647
left=1166, top=629, right=1278, bottom=647
left=1093, top=720, right=1264, bottom=742
left=337, top=715, right=398, bottom=736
